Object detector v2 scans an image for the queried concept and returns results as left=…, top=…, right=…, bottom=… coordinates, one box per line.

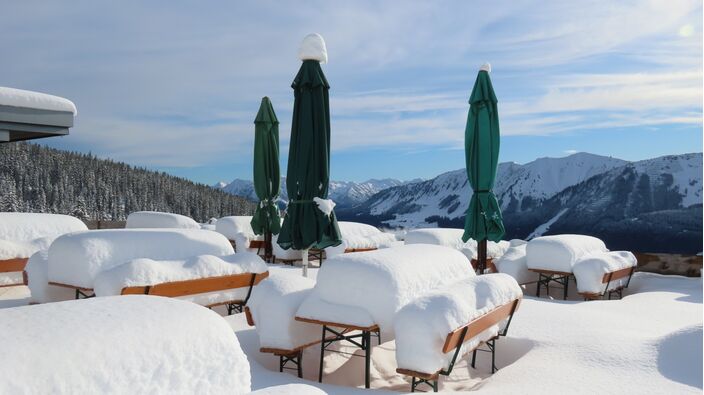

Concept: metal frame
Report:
left=308, top=249, right=324, bottom=265
left=226, top=273, right=258, bottom=315
left=584, top=266, right=636, bottom=301
left=278, top=351, right=303, bottom=378
left=535, top=272, right=572, bottom=300
left=75, top=289, right=95, bottom=299
left=409, top=301, right=519, bottom=393
left=317, top=325, right=381, bottom=389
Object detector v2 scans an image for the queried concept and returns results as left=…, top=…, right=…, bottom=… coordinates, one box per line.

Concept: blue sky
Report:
left=1, top=1, right=701, bottom=184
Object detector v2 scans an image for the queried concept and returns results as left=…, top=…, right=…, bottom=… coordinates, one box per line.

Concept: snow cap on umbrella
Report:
left=480, top=62, right=491, bottom=73
left=298, top=33, right=328, bottom=64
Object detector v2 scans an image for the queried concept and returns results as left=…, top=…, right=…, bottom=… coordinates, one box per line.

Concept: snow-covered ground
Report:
left=0, top=264, right=701, bottom=394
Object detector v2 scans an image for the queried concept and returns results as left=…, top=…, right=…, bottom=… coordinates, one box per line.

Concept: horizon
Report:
left=2, top=1, right=702, bottom=184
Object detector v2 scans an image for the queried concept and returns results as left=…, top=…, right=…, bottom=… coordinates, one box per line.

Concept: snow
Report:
left=216, top=216, right=263, bottom=253
left=0, top=296, right=251, bottom=394
left=26, top=250, right=75, bottom=303
left=404, top=228, right=466, bottom=249
left=0, top=213, right=87, bottom=259
left=93, top=253, right=267, bottom=306
left=526, top=234, right=608, bottom=273
left=494, top=243, right=538, bottom=285
left=125, top=211, right=200, bottom=229
left=0, top=86, right=77, bottom=115
left=296, top=244, right=473, bottom=336
left=247, top=273, right=319, bottom=351
left=572, top=251, right=637, bottom=294
left=479, top=62, right=492, bottom=72
left=272, top=233, right=304, bottom=261
left=45, top=229, right=234, bottom=289
left=527, top=208, right=569, bottom=239
left=313, top=197, right=335, bottom=216
left=325, top=221, right=400, bottom=257
left=250, top=384, right=327, bottom=394
left=394, top=273, right=522, bottom=374
left=298, top=33, right=328, bottom=63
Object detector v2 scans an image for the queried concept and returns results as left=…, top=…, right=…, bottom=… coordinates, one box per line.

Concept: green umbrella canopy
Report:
left=277, top=58, right=342, bottom=250
left=250, top=96, right=281, bottom=236
left=462, top=65, right=505, bottom=243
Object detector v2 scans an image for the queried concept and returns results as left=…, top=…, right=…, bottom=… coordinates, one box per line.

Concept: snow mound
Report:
left=325, top=221, right=400, bottom=257
left=459, top=240, right=511, bottom=261
left=93, top=253, right=267, bottom=306
left=0, top=86, right=77, bottom=114
left=247, top=273, right=319, bottom=351
left=296, top=244, right=473, bottom=336
left=0, top=296, right=251, bottom=393
left=0, top=213, right=87, bottom=259
left=405, top=228, right=466, bottom=249
left=46, top=229, right=234, bottom=289
left=526, top=234, right=608, bottom=273
left=495, top=243, right=539, bottom=284
left=26, top=250, right=75, bottom=303
left=250, top=384, right=327, bottom=394
left=298, top=33, right=328, bottom=63
left=216, top=216, right=263, bottom=253
left=272, top=233, right=303, bottom=261
left=126, top=211, right=200, bottom=229
left=573, top=251, right=637, bottom=294
left=395, top=273, right=522, bottom=374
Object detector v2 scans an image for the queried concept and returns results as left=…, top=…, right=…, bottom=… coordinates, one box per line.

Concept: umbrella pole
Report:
left=302, top=248, right=309, bottom=277
left=478, top=239, right=487, bottom=274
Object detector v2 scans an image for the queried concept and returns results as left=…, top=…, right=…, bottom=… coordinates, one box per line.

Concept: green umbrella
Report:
left=278, top=34, right=341, bottom=275
left=250, top=96, right=281, bottom=260
left=462, top=63, right=505, bottom=273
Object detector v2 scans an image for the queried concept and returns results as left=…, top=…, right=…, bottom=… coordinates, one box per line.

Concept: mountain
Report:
left=0, top=142, right=255, bottom=222
left=215, top=177, right=408, bottom=209
left=338, top=152, right=702, bottom=254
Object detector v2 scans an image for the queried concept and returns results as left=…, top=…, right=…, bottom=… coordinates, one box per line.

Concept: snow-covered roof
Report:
left=0, top=87, right=77, bottom=115
left=0, top=87, right=77, bottom=143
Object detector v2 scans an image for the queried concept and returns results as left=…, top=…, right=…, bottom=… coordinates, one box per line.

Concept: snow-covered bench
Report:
left=216, top=216, right=267, bottom=254
left=395, top=273, right=522, bottom=392
left=125, top=211, right=201, bottom=229
left=493, top=239, right=540, bottom=285
left=27, top=228, right=234, bottom=302
left=0, top=213, right=87, bottom=286
left=245, top=273, right=320, bottom=377
left=294, top=244, right=472, bottom=388
left=526, top=234, right=608, bottom=299
left=573, top=251, right=637, bottom=300
left=0, top=296, right=252, bottom=393
left=94, top=253, right=269, bottom=314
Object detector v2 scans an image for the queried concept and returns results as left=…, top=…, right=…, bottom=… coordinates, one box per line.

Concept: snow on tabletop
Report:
left=0, top=237, right=50, bottom=260
left=247, top=273, right=319, bottom=351
left=395, top=273, right=522, bottom=374
left=216, top=216, right=263, bottom=253
left=0, top=86, right=77, bottom=114
left=0, top=296, right=251, bottom=394
left=296, top=244, right=474, bottom=337
left=494, top=243, right=539, bottom=285
left=404, top=228, right=467, bottom=249
left=46, top=229, right=234, bottom=289
left=93, top=252, right=267, bottom=303
left=573, top=250, right=637, bottom=294
left=325, top=221, right=399, bottom=257
left=26, top=250, right=75, bottom=303
left=0, top=213, right=87, bottom=259
left=526, top=234, right=608, bottom=273
left=125, top=211, right=200, bottom=230
left=249, top=384, right=327, bottom=394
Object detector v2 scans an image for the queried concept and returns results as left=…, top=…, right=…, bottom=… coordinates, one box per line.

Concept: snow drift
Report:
left=126, top=211, right=200, bottom=230
left=0, top=213, right=87, bottom=260
left=573, top=251, right=638, bottom=294
left=324, top=221, right=400, bottom=257
left=216, top=216, right=263, bottom=253
left=0, top=296, right=251, bottom=393
left=296, top=244, right=473, bottom=336
left=46, top=229, right=234, bottom=289
left=247, top=273, right=319, bottom=351
left=394, top=273, right=522, bottom=374
left=526, top=234, right=608, bottom=273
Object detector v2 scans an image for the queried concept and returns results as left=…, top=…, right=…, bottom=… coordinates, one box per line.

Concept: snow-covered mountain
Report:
left=214, top=177, right=409, bottom=209
left=338, top=152, right=702, bottom=253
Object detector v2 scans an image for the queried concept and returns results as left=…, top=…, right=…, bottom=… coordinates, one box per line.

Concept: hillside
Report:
left=0, top=143, right=255, bottom=222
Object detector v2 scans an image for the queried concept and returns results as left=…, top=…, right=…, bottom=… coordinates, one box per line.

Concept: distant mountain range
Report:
left=214, top=177, right=420, bottom=209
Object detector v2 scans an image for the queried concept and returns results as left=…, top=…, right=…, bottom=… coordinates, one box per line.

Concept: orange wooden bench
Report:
left=578, top=266, right=636, bottom=300
left=0, top=258, right=29, bottom=287
left=396, top=298, right=521, bottom=392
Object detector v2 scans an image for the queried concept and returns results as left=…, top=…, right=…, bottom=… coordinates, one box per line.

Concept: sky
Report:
left=1, top=1, right=701, bottom=185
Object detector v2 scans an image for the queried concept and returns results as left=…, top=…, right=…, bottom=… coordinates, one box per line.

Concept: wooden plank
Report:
left=248, top=240, right=268, bottom=249
left=344, top=248, right=377, bottom=253
left=245, top=306, right=255, bottom=326
left=121, top=272, right=269, bottom=297
left=442, top=298, right=520, bottom=354
left=396, top=368, right=439, bottom=381
left=602, top=266, right=634, bottom=283
left=0, top=258, right=29, bottom=273
left=294, top=316, right=379, bottom=332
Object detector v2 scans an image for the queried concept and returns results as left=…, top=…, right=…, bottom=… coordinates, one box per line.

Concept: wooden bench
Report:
left=0, top=258, right=29, bottom=287
left=396, top=298, right=521, bottom=392
left=295, top=316, right=381, bottom=389
left=529, top=268, right=573, bottom=300
left=579, top=266, right=636, bottom=301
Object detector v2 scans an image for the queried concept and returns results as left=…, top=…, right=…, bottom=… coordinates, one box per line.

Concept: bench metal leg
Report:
left=279, top=351, right=303, bottom=378
left=75, top=289, right=95, bottom=299
left=411, top=376, right=438, bottom=392
left=227, top=302, right=244, bottom=315
left=318, top=325, right=374, bottom=388
left=536, top=273, right=570, bottom=300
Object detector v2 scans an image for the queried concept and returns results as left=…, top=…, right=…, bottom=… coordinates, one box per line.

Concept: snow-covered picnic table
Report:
left=125, top=211, right=201, bottom=229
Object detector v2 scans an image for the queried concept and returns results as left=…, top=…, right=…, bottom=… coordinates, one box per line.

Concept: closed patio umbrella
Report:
left=277, top=33, right=342, bottom=276
left=250, top=96, right=281, bottom=261
left=462, top=63, right=505, bottom=274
